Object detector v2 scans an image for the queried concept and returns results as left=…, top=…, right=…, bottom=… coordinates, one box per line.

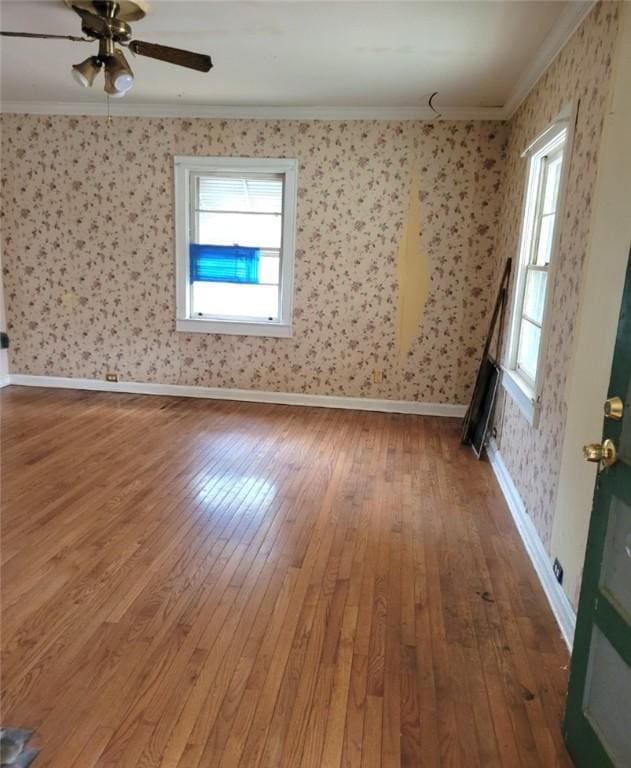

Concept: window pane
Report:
left=192, top=281, right=279, bottom=320
left=197, top=211, right=281, bottom=249
left=600, top=494, right=631, bottom=621
left=198, top=175, right=283, bottom=214
left=535, top=213, right=556, bottom=266
left=583, top=626, right=631, bottom=766
left=542, top=154, right=562, bottom=215
left=258, top=254, right=280, bottom=284
left=517, top=318, right=541, bottom=382
left=523, top=269, right=547, bottom=325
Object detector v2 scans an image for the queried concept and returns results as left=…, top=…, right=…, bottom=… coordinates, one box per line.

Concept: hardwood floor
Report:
left=0, top=386, right=572, bottom=767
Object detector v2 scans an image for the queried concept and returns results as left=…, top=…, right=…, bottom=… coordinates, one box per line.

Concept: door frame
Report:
left=549, top=2, right=631, bottom=617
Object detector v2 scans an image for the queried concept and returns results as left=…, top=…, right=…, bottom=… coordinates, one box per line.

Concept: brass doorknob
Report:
left=604, top=396, right=624, bottom=420
left=583, top=438, right=617, bottom=468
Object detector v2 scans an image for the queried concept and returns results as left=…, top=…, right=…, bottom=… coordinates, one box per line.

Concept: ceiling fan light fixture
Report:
left=71, top=56, right=101, bottom=88
left=115, top=71, right=134, bottom=92
left=104, top=49, right=134, bottom=96
left=104, top=82, right=127, bottom=98
left=3, top=2, right=213, bottom=98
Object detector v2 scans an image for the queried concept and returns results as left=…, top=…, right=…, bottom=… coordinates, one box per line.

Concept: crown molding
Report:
left=503, top=0, right=597, bottom=118
left=0, top=101, right=506, bottom=121
left=0, top=1, right=596, bottom=123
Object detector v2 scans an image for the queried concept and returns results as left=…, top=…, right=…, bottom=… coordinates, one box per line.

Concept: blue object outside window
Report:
left=189, top=244, right=261, bottom=284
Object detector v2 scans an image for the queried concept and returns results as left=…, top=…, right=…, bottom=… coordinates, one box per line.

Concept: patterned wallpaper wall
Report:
left=0, top=4, right=619, bottom=610
left=493, top=1, right=620, bottom=592
left=0, top=117, right=507, bottom=403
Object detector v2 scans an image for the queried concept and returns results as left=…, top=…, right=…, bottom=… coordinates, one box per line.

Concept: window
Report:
left=503, top=106, right=574, bottom=425
left=174, top=156, right=298, bottom=336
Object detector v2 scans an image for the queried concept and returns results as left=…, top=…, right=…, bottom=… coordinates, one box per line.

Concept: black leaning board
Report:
left=461, top=258, right=511, bottom=453
left=462, top=355, right=496, bottom=447
left=470, top=356, right=501, bottom=458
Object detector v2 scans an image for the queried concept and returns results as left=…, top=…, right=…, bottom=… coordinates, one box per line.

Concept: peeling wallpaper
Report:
left=494, top=1, right=620, bottom=569
left=0, top=116, right=507, bottom=402
left=396, top=172, right=430, bottom=357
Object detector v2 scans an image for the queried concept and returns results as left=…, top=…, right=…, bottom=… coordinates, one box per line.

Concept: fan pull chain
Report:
left=106, top=95, right=112, bottom=124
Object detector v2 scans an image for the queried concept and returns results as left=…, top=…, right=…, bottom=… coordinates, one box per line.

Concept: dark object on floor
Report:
left=520, top=684, right=536, bottom=701
left=469, top=359, right=501, bottom=457
left=461, top=258, right=512, bottom=457
left=0, top=332, right=8, bottom=349
left=0, top=728, right=39, bottom=766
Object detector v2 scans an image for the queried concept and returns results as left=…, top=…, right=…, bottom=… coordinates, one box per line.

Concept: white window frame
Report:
left=174, top=156, right=298, bottom=337
left=502, top=103, right=576, bottom=426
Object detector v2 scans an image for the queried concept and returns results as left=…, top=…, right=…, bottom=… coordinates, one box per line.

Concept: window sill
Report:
left=501, top=368, right=540, bottom=428
left=176, top=318, right=293, bottom=338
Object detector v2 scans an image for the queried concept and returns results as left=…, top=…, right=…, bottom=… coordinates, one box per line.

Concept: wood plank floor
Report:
left=0, top=386, right=573, bottom=767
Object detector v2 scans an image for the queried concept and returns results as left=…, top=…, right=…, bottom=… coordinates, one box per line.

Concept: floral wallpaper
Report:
left=0, top=116, right=507, bottom=403
left=493, top=0, right=620, bottom=600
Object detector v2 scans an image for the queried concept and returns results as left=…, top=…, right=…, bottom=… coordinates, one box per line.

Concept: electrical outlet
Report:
left=105, top=373, right=119, bottom=383
left=372, top=368, right=384, bottom=383
left=553, top=558, right=564, bottom=585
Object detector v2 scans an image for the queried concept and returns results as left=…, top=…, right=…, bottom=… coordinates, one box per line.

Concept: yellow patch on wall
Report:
left=62, top=292, right=78, bottom=308
left=396, top=172, right=430, bottom=356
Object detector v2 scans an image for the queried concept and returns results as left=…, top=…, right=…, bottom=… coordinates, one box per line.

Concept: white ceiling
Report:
left=0, top=0, right=593, bottom=116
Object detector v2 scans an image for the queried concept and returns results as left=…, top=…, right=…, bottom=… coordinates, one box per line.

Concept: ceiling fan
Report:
left=0, top=0, right=212, bottom=98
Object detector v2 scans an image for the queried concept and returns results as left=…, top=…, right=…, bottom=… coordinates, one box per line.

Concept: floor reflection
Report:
left=194, top=472, right=277, bottom=512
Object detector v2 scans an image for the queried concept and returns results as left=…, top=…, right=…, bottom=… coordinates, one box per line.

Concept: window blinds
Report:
left=197, top=175, right=283, bottom=214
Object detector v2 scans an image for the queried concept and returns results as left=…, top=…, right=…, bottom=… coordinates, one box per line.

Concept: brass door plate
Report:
left=604, top=396, right=624, bottom=420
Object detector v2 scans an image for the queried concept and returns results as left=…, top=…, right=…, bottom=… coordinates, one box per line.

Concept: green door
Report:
left=564, top=247, right=631, bottom=766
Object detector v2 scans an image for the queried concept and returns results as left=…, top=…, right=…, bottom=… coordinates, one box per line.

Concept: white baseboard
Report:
left=5, top=374, right=467, bottom=418
left=0, top=375, right=10, bottom=389
left=486, top=439, right=576, bottom=649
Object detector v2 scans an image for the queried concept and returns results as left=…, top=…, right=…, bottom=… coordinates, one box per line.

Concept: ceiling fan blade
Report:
left=128, top=40, right=212, bottom=72
left=0, top=31, right=92, bottom=42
